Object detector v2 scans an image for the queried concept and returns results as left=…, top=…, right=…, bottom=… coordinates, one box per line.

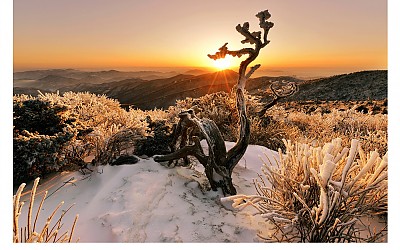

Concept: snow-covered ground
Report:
left=16, top=142, right=279, bottom=243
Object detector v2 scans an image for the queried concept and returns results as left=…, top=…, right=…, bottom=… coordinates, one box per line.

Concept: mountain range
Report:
left=13, top=69, right=387, bottom=110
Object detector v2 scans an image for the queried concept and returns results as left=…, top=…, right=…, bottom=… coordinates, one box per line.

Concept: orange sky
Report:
left=13, top=0, right=387, bottom=77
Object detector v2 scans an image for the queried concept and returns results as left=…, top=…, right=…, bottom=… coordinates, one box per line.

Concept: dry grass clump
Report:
left=224, top=138, right=387, bottom=242
left=13, top=177, right=79, bottom=243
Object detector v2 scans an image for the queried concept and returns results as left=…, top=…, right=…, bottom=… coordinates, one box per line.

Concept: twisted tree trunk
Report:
left=154, top=10, right=296, bottom=195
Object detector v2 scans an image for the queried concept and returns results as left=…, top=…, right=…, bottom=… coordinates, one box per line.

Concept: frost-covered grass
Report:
left=13, top=177, right=79, bottom=243
left=266, top=102, right=387, bottom=155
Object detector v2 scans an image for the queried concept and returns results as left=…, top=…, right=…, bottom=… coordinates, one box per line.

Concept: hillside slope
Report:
left=285, top=70, right=387, bottom=102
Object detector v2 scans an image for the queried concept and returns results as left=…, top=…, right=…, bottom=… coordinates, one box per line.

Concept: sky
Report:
left=12, top=0, right=388, bottom=77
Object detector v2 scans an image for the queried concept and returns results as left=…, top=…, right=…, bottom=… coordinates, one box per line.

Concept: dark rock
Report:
left=110, top=155, right=139, bottom=166
left=355, top=105, right=369, bottom=113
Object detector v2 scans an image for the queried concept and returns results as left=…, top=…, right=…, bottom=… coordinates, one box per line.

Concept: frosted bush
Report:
left=224, top=138, right=387, bottom=242
left=249, top=115, right=301, bottom=152
left=13, top=98, right=79, bottom=183
left=14, top=92, right=150, bottom=167
left=175, top=92, right=238, bottom=140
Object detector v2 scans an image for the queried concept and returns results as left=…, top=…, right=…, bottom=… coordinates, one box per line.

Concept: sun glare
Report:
left=213, top=57, right=232, bottom=70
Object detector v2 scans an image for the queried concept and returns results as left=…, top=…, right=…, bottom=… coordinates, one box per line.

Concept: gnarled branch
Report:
left=258, top=81, right=299, bottom=116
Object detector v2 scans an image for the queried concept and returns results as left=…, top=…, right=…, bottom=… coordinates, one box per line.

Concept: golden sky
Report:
left=13, top=0, right=387, bottom=76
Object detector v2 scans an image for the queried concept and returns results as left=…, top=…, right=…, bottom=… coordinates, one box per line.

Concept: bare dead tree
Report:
left=258, top=81, right=298, bottom=116
left=154, top=10, right=297, bottom=195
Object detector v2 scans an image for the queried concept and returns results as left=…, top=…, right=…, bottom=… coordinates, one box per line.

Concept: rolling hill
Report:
left=285, top=70, right=387, bottom=102
left=13, top=69, right=387, bottom=110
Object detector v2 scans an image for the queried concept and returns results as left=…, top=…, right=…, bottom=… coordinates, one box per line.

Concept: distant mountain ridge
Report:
left=13, top=69, right=387, bottom=110
left=285, top=70, right=387, bottom=102
left=13, top=69, right=182, bottom=85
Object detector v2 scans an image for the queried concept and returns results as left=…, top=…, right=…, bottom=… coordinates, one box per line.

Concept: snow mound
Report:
left=17, top=142, right=278, bottom=243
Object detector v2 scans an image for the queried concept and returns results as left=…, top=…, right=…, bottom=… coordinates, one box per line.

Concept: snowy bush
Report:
left=13, top=99, right=72, bottom=135
left=14, top=92, right=150, bottom=167
left=224, top=138, right=387, bottom=242
left=13, top=99, right=79, bottom=183
left=248, top=115, right=300, bottom=152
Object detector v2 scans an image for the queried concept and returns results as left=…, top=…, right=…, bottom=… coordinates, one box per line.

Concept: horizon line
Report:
left=13, top=66, right=388, bottom=80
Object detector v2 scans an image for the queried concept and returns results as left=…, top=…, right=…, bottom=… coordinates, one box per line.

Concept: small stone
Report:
left=110, top=155, right=139, bottom=166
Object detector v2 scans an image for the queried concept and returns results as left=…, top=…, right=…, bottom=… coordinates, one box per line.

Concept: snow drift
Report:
left=17, top=142, right=278, bottom=243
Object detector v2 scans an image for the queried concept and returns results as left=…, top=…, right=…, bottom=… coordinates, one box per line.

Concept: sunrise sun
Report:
left=213, top=57, right=232, bottom=70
